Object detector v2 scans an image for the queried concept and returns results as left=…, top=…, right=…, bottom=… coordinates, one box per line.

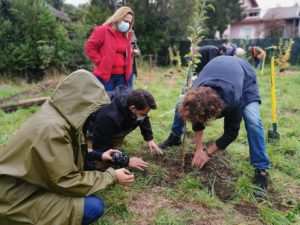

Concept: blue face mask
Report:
left=117, top=21, right=130, bottom=33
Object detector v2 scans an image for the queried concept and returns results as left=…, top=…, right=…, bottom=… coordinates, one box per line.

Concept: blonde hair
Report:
left=103, top=6, right=134, bottom=32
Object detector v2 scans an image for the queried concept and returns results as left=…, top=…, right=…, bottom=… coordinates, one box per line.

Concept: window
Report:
left=249, top=12, right=259, bottom=17
left=240, top=26, right=255, bottom=39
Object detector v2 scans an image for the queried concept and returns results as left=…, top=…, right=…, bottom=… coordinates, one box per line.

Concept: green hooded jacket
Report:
left=0, top=70, right=116, bottom=225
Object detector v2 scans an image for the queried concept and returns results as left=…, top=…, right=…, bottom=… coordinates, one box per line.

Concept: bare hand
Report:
left=132, top=49, right=140, bottom=56
left=115, top=168, right=134, bottom=185
left=191, top=149, right=211, bottom=169
left=129, top=157, right=149, bottom=171
left=102, top=149, right=121, bottom=161
left=147, top=140, right=163, bottom=155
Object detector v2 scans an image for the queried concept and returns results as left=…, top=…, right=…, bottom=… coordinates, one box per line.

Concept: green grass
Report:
left=1, top=65, right=300, bottom=224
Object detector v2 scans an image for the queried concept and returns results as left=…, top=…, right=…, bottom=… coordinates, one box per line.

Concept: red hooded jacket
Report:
left=85, top=25, right=132, bottom=83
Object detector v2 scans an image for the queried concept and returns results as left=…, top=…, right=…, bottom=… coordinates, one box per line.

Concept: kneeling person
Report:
left=84, top=85, right=163, bottom=171
left=0, top=70, right=134, bottom=225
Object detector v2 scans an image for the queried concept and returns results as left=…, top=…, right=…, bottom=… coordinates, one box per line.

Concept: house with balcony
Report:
left=225, top=0, right=262, bottom=39
left=225, top=0, right=300, bottom=39
left=263, top=6, right=300, bottom=38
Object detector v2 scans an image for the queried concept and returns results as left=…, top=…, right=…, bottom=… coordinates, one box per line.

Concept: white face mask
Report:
left=136, top=115, right=146, bottom=121
left=117, top=21, right=130, bottom=33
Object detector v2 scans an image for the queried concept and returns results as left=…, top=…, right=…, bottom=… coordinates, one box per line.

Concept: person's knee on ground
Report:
left=82, top=195, right=105, bottom=225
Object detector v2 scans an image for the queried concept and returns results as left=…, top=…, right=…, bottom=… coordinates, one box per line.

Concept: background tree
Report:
left=264, top=19, right=285, bottom=39
left=127, top=0, right=194, bottom=64
left=0, top=0, right=69, bottom=80
left=45, top=0, right=64, bottom=9
left=205, top=0, right=244, bottom=38
left=84, top=0, right=114, bottom=28
left=276, top=38, right=294, bottom=72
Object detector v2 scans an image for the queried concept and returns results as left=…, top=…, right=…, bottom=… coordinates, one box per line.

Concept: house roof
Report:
left=263, top=6, right=300, bottom=20
left=250, top=0, right=258, bottom=8
left=47, top=4, right=70, bottom=21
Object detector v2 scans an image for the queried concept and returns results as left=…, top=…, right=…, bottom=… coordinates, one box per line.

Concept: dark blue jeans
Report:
left=128, top=73, right=135, bottom=88
left=97, top=74, right=126, bottom=91
left=82, top=195, right=105, bottom=225
left=255, top=58, right=263, bottom=69
left=171, top=100, right=185, bottom=137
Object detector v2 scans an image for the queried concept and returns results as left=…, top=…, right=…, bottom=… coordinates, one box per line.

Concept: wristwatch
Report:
left=203, top=148, right=213, bottom=158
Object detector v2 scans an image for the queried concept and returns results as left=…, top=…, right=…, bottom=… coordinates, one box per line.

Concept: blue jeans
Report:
left=97, top=74, right=126, bottom=91
left=128, top=73, right=135, bottom=88
left=255, top=58, right=263, bottom=69
left=170, top=100, right=270, bottom=169
left=243, top=102, right=270, bottom=169
left=171, top=100, right=185, bottom=137
left=82, top=195, right=105, bottom=225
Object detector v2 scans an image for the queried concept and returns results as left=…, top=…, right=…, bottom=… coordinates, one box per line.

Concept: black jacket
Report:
left=192, top=56, right=261, bottom=150
left=88, top=85, right=153, bottom=154
left=195, top=45, right=220, bottom=73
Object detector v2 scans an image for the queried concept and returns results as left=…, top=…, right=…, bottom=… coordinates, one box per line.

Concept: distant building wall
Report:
left=231, top=22, right=263, bottom=39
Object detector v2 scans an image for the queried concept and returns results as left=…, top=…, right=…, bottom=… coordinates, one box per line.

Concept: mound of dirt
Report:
left=184, top=151, right=238, bottom=201
left=150, top=149, right=238, bottom=202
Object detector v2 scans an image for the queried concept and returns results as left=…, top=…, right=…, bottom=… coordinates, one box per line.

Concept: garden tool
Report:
left=265, top=46, right=280, bottom=140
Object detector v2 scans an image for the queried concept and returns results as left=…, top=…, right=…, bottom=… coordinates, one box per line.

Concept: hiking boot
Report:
left=159, top=133, right=182, bottom=149
left=253, top=169, right=269, bottom=199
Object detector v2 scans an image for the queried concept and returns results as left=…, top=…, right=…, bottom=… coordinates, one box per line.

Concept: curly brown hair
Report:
left=179, top=87, right=224, bottom=124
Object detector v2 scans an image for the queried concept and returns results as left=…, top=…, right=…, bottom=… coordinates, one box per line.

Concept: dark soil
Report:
left=183, top=151, right=238, bottom=201
left=268, top=188, right=293, bottom=212
left=234, top=201, right=258, bottom=218
left=147, top=145, right=238, bottom=202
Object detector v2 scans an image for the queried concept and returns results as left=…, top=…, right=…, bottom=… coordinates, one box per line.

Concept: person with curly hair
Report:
left=179, top=56, right=270, bottom=198
left=179, top=87, right=224, bottom=124
left=159, top=45, right=245, bottom=149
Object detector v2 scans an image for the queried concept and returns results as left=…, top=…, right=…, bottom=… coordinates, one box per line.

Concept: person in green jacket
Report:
left=0, top=70, right=134, bottom=225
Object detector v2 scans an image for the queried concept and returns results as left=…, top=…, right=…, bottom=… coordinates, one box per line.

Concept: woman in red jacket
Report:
left=85, top=6, right=134, bottom=91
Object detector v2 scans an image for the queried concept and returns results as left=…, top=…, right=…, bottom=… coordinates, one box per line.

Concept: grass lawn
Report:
left=0, top=64, right=299, bottom=225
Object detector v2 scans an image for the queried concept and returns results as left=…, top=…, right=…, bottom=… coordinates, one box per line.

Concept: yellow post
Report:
left=267, top=46, right=280, bottom=140
left=270, top=55, right=277, bottom=124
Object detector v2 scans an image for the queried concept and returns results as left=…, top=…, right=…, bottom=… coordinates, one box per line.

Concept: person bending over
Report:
left=179, top=56, right=270, bottom=197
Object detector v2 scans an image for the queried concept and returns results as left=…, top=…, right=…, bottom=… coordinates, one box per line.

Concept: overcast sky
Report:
left=64, top=0, right=300, bottom=9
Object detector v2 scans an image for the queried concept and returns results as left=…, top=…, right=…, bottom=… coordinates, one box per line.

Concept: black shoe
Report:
left=253, top=169, right=268, bottom=199
left=159, top=133, right=182, bottom=149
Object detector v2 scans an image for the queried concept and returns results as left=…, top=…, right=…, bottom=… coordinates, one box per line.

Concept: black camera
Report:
left=111, top=152, right=130, bottom=167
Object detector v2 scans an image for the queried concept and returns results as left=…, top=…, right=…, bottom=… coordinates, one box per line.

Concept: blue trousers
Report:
left=171, top=100, right=270, bottom=169
left=242, top=102, right=270, bottom=169
left=255, top=58, right=263, bottom=69
left=82, top=195, right=105, bottom=225
left=97, top=74, right=126, bottom=91
left=128, top=73, right=135, bottom=88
